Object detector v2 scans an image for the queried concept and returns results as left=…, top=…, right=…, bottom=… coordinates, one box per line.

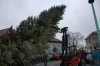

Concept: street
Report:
left=36, top=60, right=61, bottom=66
left=35, top=60, right=95, bottom=66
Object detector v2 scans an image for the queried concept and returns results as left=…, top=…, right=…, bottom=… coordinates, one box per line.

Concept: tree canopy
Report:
left=0, top=5, right=66, bottom=66
left=68, top=31, right=84, bottom=49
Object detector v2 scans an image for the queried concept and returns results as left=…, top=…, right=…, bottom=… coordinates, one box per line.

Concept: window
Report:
left=89, top=40, right=90, bottom=44
left=94, top=33, right=96, bottom=36
left=49, top=50, right=50, bottom=53
left=48, top=44, right=50, bottom=46
left=86, top=40, right=87, bottom=43
left=54, top=44, right=55, bottom=46
left=59, top=50, right=60, bottom=52
left=96, top=43, right=97, bottom=45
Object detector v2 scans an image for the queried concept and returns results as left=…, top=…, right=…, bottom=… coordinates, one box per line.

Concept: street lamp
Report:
left=88, top=0, right=100, bottom=46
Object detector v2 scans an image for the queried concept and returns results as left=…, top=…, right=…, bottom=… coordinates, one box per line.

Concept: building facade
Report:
left=85, top=31, right=99, bottom=49
left=46, top=38, right=62, bottom=54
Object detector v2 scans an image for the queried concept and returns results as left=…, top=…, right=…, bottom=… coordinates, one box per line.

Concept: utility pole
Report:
left=88, top=0, right=100, bottom=46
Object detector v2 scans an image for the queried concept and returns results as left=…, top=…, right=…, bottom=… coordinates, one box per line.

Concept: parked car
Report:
left=47, top=53, right=53, bottom=61
left=35, top=54, right=43, bottom=61
left=86, top=53, right=95, bottom=65
left=52, top=54, right=60, bottom=60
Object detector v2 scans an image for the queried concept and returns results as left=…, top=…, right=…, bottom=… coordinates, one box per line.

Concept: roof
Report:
left=85, top=31, right=97, bottom=40
left=0, top=28, right=9, bottom=36
left=48, top=38, right=62, bottom=43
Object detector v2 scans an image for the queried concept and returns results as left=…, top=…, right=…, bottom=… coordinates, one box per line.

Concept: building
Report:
left=46, top=38, right=62, bottom=54
left=0, top=28, right=10, bottom=43
left=85, top=31, right=99, bottom=49
left=0, top=28, right=9, bottom=36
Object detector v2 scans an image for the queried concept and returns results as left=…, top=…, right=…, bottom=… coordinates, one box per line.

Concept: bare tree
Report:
left=68, top=31, right=84, bottom=49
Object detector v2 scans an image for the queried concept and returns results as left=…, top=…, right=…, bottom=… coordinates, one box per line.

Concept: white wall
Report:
left=45, top=42, right=62, bottom=54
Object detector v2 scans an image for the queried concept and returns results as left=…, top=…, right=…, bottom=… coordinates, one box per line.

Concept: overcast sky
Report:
left=0, top=0, right=100, bottom=44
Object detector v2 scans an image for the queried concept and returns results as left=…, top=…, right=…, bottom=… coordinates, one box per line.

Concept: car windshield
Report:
left=35, top=54, right=43, bottom=57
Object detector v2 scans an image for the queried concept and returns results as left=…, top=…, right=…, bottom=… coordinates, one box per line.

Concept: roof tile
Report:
left=85, top=31, right=97, bottom=40
left=49, top=38, right=62, bottom=42
left=0, top=28, right=9, bottom=36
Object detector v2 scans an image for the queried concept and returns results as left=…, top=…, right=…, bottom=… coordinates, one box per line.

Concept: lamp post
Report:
left=88, top=0, right=100, bottom=46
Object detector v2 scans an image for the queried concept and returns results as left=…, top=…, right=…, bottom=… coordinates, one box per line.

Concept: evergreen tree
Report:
left=0, top=5, right=66, bottom=66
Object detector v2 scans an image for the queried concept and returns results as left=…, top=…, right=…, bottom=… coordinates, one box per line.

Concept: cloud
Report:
left=0, top=0, right=100, bottom=45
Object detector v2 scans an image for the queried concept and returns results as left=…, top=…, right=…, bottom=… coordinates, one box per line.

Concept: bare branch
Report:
left=68, top=31, right=84, bottom=48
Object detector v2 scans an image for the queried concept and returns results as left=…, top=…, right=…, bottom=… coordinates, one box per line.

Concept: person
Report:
left=98, top=48, right=100, bottom=66
left=92, top=47, right=100, bottom=66
left=77, top=49, right=82, bottom=66
left=86, top=52, right=92, bottom=64
left=81, top=49, right=87, bottom=66
left=72, top=49, right=77, bottom=57
left=69, top=49, right=77, bottom=59
left=43, top=52, right=48, bottom=66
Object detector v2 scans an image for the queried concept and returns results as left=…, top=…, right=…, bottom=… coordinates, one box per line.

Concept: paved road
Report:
left=36, top=60, right=61, bottom=66
left=35, top=60, right=95, bottom=66
left=86, top=64, right=95, bottom=66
